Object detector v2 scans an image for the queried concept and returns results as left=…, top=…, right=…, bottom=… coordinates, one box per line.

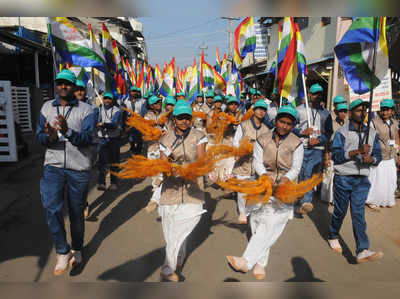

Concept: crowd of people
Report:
left=36, top=68, right=398, bottom=281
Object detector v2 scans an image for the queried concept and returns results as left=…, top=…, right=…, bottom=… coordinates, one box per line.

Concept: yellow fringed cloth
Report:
left=192, top=111, right=207, bottom=120
left=115, top=139, right=254, bottom=182
left=124, top=109, right=162, bottom=141
left=217, top=174, right=323, bottom=205
left=207, top=112, right=240, bottom=144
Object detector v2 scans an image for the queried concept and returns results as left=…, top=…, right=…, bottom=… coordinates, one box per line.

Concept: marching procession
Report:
left=20, top=16, right=398, bottom=282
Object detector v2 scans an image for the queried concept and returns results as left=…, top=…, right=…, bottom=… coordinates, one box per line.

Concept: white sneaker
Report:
left=328, top=239, right=342, bottom=253
left=54, top=252, right=72, bottom=276
left=69, top=250, right=82, bottom=268
left=356, top=249, right=384, bottom=263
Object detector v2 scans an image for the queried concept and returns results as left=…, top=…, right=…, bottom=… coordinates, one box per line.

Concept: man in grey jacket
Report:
left=36, top=69, right=96, bottom=276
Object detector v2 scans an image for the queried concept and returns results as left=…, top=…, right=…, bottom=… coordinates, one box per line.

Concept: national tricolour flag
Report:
left=233, top=17, right=256, bottom=67
left=334, top=17, right=388, bottom=95
left=47, top=17, right=105, bottom=72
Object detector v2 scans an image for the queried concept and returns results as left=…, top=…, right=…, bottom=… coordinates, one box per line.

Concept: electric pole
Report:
left=221, top=17, right=240, bottom=82
left=197, top=41, right=208, bottom=65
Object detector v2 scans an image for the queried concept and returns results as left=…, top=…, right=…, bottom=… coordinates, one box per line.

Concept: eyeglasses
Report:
left=176, top=115, right=192, bottom=121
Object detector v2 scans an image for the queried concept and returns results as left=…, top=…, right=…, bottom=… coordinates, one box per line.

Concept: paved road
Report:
left=1, top=143, right=400, bottom=283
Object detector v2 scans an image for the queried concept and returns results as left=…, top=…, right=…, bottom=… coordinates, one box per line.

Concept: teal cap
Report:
left=213, top=95, right=223, bottom=102
left=277, top=105, right=298, bottom=120
left=336, top=103, right=348, bottom=111
left=350, top=99, right=368, bottom=110
left=227, top=96, right=240, bottom=104
left=130, top=86, right=140, bottom=92
left=173, top=102, right=192, bottom=116
left=333, top=95, right=345, bottom=104
left=272, top=87, right=279, bottom=95
left=205, top=91, right=214, bottom=98
left=148, top=95, right=161, bottom=105
left=55, top=69, right=76, bottom=84
left=249, top=88, right=256, bottom=95
left=281, top=98, right=289, bottom=106
left=380, top=99, right=395, bottom=109
left=240, top=94, right=246, bottom=98
left=256, top=90, right=262, bottom=96
left=309, top=83, right=323, bottom=94
left=103, top=92, right=114, bottom=99
left=254, top=100, right=268, bottom=110
left=165, top=96, right=177, bottom=106
left=176, top=92, right=185, bottom=97
left=75, top=80, right=86, bottom=88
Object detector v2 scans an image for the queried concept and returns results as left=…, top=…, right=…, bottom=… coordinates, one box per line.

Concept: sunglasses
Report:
left=176, top=115, right=192, bottom=121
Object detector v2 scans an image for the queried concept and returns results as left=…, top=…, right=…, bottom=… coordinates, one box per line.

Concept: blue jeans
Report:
left=298, top=148, right=324, bottom=204
left=97, top=137, right=120, bottom=185
left=40, top=165, right=90, bottom=254
left=328, top=175, right=370, bottom=254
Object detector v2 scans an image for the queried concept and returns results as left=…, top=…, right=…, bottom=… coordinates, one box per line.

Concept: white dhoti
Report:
left=367, top=158, right=397, bottom=207
left=243, top=199, right=293, bottom=269
left=159, top=203, right=207, bottom=273
left=320, top=161, right=334, bottom=204
left=148, top=150, right=162, bottom=204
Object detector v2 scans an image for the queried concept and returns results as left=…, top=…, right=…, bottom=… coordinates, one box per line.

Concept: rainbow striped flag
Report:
left=47, top=18, right=105, bottom=72
left=160, top=58, right=175, bottom=97
left=233, top=17, right=256, bottom=67
left=201, top=51, right=214, bottom=90
left=188, top=59, right=199, bottom=104
left=154, top=64, right=163, bottom=91
left=334, top=17, right=388, bottom=95
left=101, top=23, right=116, bottom=73
left=221, top=54, right=229, bottom=83
left=215, top=47, right=222, bottom=73
left=214, top=67, right=226, bottom=94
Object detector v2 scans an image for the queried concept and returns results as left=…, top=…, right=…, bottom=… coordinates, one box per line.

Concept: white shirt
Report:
left=252, top=137, right=304, bottom=181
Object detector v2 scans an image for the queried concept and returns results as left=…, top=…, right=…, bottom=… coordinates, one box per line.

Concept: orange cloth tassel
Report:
left=157, top=110, right=172, bottom=126
left=124, top=109, right=162, bottom=141
left=241, top=109, right=254, bottom=122
left=274, top=174, right=323, bottom=204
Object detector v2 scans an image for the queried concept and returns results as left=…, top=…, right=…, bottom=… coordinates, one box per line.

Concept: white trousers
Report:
left=148, top=150, right=162, bottom=204
left=236, top=175, right=254, bottom=216
left=243, top=200, right=292, bottom=269
left=159, top=203, right=206, bottom=273
left=367, top=158, right=397, bottom=207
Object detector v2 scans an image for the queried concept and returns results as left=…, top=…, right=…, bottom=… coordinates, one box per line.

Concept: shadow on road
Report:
left=70, top=185, right=152, bottom=276
left=307, top=199, right=357, bottom=265
left=285, top=257, right=324, bottom=282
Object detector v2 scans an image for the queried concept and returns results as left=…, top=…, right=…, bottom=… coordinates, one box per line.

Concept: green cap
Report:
left=55, top=69, right=76, bottom=84
left=205, top=91, right=214, bottom=98
left=380, top=99, right=395, bottom=109
left=213, top=95, right=223, bottom=102
left=309, top=83, right=323, bottom=94
left=130, top=86, right=139, bottom=92
left=256, top=90, right=262, bottom=96
left=173, top=102, right=192, bottom=116
left=333, top=95, right=345, bottom=104
left=249, top=88, right=256, bottom=95
left=277, top=105, right=298, bottom=120
left=75, top=80, right=86, bottom=88
left=272, top=87, right=279, bottom=95
left=227, top=96, right=240, bottom=104
left=254, top=100, right=268, bottom=110
left=148, top=95, right=161, bottom=105
left=165, top=96, right=177, bottom=106
left=350, top=99, right=369, bottom=110
left=336, top=103, right=348, bottom=111
left=176, top=92, right=185, bottom=97
left=103, top=92, right=114, bottom=99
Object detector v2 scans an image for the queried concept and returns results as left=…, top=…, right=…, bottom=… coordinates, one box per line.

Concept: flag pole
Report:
left=302, top=73, right=311, bottom=128
left=365, top=17, right=379, bottom=144
left=252, top=51, right=259, bottom=92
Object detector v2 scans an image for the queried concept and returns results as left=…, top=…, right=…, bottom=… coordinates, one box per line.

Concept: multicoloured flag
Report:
left=233, top=17, right=256, bottom=67
left=220, top=54, right=229, bottom=83
left=201, top=51, right=214, bottom=90
left=160, top=58, right=175, bottom=97
left=101, top=22, right=116, bottom=73
left=154, top=64, right=163, bottom=90
left=334, top=17, right=388, bottom=95
left=215, top=46, right=222, bottom=73
left=188, top=59, right=199, bottom=104
left=47, top=17, right=105, bottom=72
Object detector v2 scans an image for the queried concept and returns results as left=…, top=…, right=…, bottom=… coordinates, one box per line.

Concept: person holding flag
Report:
left=95, top=92, right=122, bottom=191
left=294, top=83, right=332, bottom=214
left=328, top=99, right=383, bottom=262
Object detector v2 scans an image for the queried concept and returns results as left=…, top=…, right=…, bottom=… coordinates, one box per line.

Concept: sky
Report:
left=138, top=17, right=243, bottom=69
